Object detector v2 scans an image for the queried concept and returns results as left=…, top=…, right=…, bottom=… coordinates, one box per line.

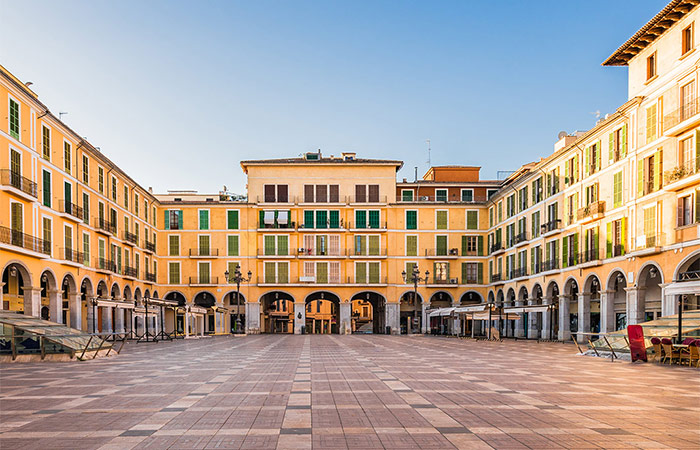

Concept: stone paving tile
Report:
left=1, top=335, right=699, bottom=449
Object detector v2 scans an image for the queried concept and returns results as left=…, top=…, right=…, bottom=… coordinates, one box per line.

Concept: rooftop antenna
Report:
left=414, top=166, right=418, bottom=182
left=426, top=139, right=431, bottom=167
left=59, top=112, right=68, bottom=120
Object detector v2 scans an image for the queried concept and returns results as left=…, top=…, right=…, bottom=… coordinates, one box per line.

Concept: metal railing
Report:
left=398, top=195, right=488, bottom=204
left=579, top=249, right=599, bottom=263
left=541, top=219, right=561, bottom=233
left=145, top=240, right=156, bottom=253
left=95, top=218, right=115, bottom=234
left=348, top=222, right=387, bottom=229
left=189, top=248, right=219, bottom=257
left=462, top=249, right=478, bottom=256
left=348, top=195, right=387, bottom=203
left=489, top=242, right=503, bottom=254
left=510, top=267, right=527, bottom=279
left=490, top=273, right=503, bottom=283
left=62, top=247, right=83, bottom=264
left=664, top=163, right=698, bottom=184
left=59, top=200, right=84, bottom=220
left=0, top=169, right=38, bottom=197
left=258, top=221, right=296, bottom=229
left=663, top=96, right=699, bottom=130
left=431, top=277, right=459, bottom=285
left=300, top=195, right=345, bottom=204
left=347, top=277, right=387, bottom=284
left=612, top=244, right=624, bottom=258
left=258, top=276, right=290, bottom=284
left=565, top=254, right=578, bottom=267
left=298, top=223, right=344, bottom=230
left=124, top=231, right=139, bottom=246
left=541, top=259, right=559, bottom=272
left=680, top=270, right=700, bottom=281
left=577, top=201, right=605, bottom=221
left=424, top=248, right=459, bottom=257
left=0, top=226, right=51, bottom=255
left=96, top=257, right=116, bottom=272
left=124, top=266, right=138, bottom=278
left=257, top=195, right=292, bottom=203
left=514, top=232, right=528, bottom=245
left=351, top=248, right=387, bottom=257
left=258, top=248, right=294, bottom=257
left=145, top=272, right=156, bottom=282
left=297, top=248, right=343, bottom=257
left=189, top=276, right=219, bottom=285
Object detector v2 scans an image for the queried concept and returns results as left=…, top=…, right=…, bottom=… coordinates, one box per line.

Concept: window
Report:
left=303, top=184, right=340, bottom=203
left=435, top=235, right=448, bottom=256
left=111, top=176, right=117, bottom=201
left=401, top=190, right=414, bottom=201
left=531, top=211, right=540, bottom=238
left=227, top=210, right=239, bottom=229
left=9, top=97, right=19, bottom=140
left=260, top=209, right=291, bottom=228
left=354, top=184, right=380, bottom=202
left=489, top=207, right=493, bottom=228
left=64, top=141, right=71, bottom=173
left=42, top=217, right=52, bottom=254
left=638, top=150, right=663, bottom=196
left=406, top=235, right=418, bottom=256
left=681, top=80, right=696, bottom=121
left=303, top=234, right=340, bottom=256
left=198, top=262, right=210, bottom=284
left=461, top=235, right=478, bottom=256
left=585, top=183, right=598, bottom=204
left=606, top=218, right=626, bottom=258
left=682, top=23, right=694, bottom=55
left=646, top=52, right=656, bottom=80
left=134, top=193, right=139, bottom=215
left=646, top=104, right=657, bottom=144
left=497, top=201, right=503, bottom=222
left=435, top=189, right=447, bottom=202
left=42, top=126, right=50, bottom=160
left=546, top=169, right=560, bottom=195
left=227, top=235, right=239, bottom=256
left=123, top=186, right=129, bottom=208
left=82, top=155, right=89, bottom=183
left=354, top=210, right=380, bottom=229
left=82, top=193, right=89, bottom=224
left=199, top=210, right=209, bottom=230
left=168, top=262, right=180, bottom=284
left=584, top=142, right=601, bottom=175
left=506, top=194, right=515, bottom=217
left=83, top=232, right=90, bottom=265
left=518, top=187, right=528, bottom=211
left=466, top=211, right=478, bottom=230
left=264, top=261, right=289, bottom=283
left=461, top=189, right=473, bottom=202
left=566, top=193, right=577, bottom=225
left=565, top=155, right=579, bottom=185
left=169, top=235, right=179, bottom=256
left=487, top=189, right=498, bottom=200
left=613, top=171, right=623, bottom=208
left=531, top=177, right=542, bottom=204
left=643, top=205, right=657, bottom=247
left=98, top=167, right=104, bottom=193
left=263, top=184, right=289, bottom=203
left=42, top=169, right=51, bottom=207
left=609, top=125, right=627, bottom=163
left=406, top=210, right=417, bottom=230
left=433, top=262, right=449, bottom=282
left=678, top=195, right=693, bottom=227
left=198, top=235, right=210, bottom=255
left=436, top=210, right=448, bottom=230
left=165, top=210, right=183, bottom=230
left=110, top=209, right=118, bottom=233
left=531, top=245, right=542, bottom=274
left=355, top=261, right=380, bottom=284
left=562, top=233, right=578, bottom=268
left=264, top=235, right=289, bottom=256
left=680, top=136, right=695, bottom=172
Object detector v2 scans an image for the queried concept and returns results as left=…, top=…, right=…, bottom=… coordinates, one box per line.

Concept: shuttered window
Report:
left=168, top=262, right=180, bottom=284
left=466, top=211, right=478, bottom=230
left=227, top=235, right=239, bottom=256
left=168, top=235, right=179, bottom=256
left=613, top=171, right=623, bottom=208
left=42, top=126, right=50, bottom=160
left=227, top=210, right=239, bottom=229
left=368, top=210, right=380, bottom=228
left=406, top=235, right=417, bottom=256
left=42, top=170, right=51, bottom=207
left=199, top=210, right=209, bottom=230
left=436, top=235, right=448, bottom=255
left=436, top=211, right=448, bottom=230
left=406, top=210, right=417, bottom=230
left=9, top=98, right=19, bottom=139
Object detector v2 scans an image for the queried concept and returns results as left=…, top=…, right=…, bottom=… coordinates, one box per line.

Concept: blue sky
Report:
left=1, top=1, right=666, bottom=194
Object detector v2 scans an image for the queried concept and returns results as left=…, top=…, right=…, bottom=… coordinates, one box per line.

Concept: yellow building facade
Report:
left=2, top=0, right=700, bottom=339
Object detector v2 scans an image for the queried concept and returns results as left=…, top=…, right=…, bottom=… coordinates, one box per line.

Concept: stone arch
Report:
left=604, top=267, right=627, bottom=292
left=110, top=282, right=121, bottom=299
left=260, top=291, right=295, bottom=334
left=674, top=249, right=700, bottom=280
left=487, top=291, right=495, bottom=304
left=530, top=284, right=543, bottom=304
left=123, top=285, right=133, bottom=301
left=517, top=286, right=528, bottom=302
left=350, top=291, right=386, bottom=334
left=460, top=291, right=483, bottom=305
left=152, top=290, right=159, bottom=299
left=96, top=280, right=108, bottom=297
left=223, top=290, right=246, bottom=306
left=429, top=291, right=453, bottom=308
left=134, top=287, right=142, bottom=301
left=637, top=262, right=665, bottom=288
left=496, top=289, right=504, bottom=305
left=1, top=259, right=33, bottom=288
left=546, top=281, right=559, bottom=300
left=506, top=288, right=516, bottom=304
left=399, top=290, right=423, bottom=334
left=606, top=269, right=628, bottom=331
left=193, top=291, right=217, bottom=308
left=635, top=262, right=664, bottom=323
left=164, top=291, right=187, bottom=306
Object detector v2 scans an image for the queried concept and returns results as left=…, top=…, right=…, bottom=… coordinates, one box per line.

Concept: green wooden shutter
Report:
left=228, top=235, right=239, bottom=256
left=477, top=236, right=483, bottom=256
left=316, top=210, right=328, bottom=229
left=368, top=235, right=380, bottom=256
left=356, top=262, right=366, bottom=283
left=227, top=211, right=239, bottom=229
left=163, top=210, right=170, bottom=230
left=696, top=189, right=700, bottom=223
left=277, top=235, right=288, bottom=256
left=436, top=235, right=447, bottom=255
left=368, top=262, right=380, bottom=283
left=562, top=237, right=568, bottom=268
left=584, top=147, right=589, bottom=177
left=368, top=210, right=380, bottom=228
left=531, top=249, right=535, bottom=274
left=177, top=210, right=183, bottom=229
left=278, top=263, right=288, bottom=283
left=264, top=262, right=275, bottom=283
left=638, top=160, right=645, bottom=196
left=42, top=170, right=51, bottom=207
left=199, top=210, right=209, bottom=230
left=653, top=150, right=662, bottom=191
left=304, top=210, right=314, bottom=228
left=355, top=210, right=366, bottom=228
left=406, top=235, right=417, bottom=256
left=461, top=236, right=468, bottom=255
left=259, top=210, right=265, bottom=228
left=573, top=233, right=579, bottom=263
left=406, top=210, right=417, bottom=229
left=621, top=124, right=627, bottom=158
left=461, top=263, right=468, bottom=284
left=477, top=262, right=483, bottom=284
left=329, top=210, right=339, bottom=228
left=9, top=99, right=19, bottom=139
left=608, top=132, right=614, bottom=163
left=565, top=159, right=570, bottom=185
left=264, top=236, right=275, bottom=255
left=317, top=263, right=328, bottom=283
left=620, top=217, right=627, bottom=254
left=466, top=211, right=477, bottom=229
left=606, top=222, right=612, bottom=258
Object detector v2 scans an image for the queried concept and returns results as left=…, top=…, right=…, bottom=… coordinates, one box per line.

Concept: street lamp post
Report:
left=402, top=266, right=429, bottom=334
left=225, top=265, right=252, bottom=334
left=90, top=297, right=98, bottom=334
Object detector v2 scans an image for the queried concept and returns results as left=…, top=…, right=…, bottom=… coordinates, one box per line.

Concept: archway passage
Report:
left=429, top=291, right=453, bottom=335
left=224, top=291, right=246, bottom=333
left=2, top=263, right=30, bottom=314
left=61, top=274, right=77, bottom=326
left=194, top=292, right=216, bottom=334
left=164, top=292, right=187, bottom=335
left=261, top=291, right=294, bottom=333
left=607, top=271, right=627, bottom=331
left=39, top=270, right=57, bottom=321
left=400, top=291, right=423, bottom=334
left=305, top=291, right=341, bottom=334
left=637, top=264, right=663, bottom=324
left=350, top=291, right=386, bottom=334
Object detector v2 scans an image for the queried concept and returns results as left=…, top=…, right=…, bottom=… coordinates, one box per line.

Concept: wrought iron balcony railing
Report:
left=0, top=169, right=38, bottom=198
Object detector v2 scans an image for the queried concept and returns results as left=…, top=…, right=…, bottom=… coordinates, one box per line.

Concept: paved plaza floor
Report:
left=0, top=335, right=698, bottom=450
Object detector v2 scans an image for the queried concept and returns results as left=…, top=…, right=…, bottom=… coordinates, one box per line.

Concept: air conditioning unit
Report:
left=420, top=196, right=429, bottom=201
left=449, top=278, right=459, bottom=284
left=299, top=276, right=315, bottom=282
left=298, top=248, right=305, bottom=254
left=449, top=248, right=458, bottom=255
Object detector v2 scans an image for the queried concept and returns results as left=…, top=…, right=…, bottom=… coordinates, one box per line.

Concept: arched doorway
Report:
left=606, top=270, right=627, bottom=331
left=545, top=281, right=559, bottom=340
left=2, top=262, right=32, bottom=315
left=527, top=284, right=543, bottom=339
left=305, top=291, right=341, bottom=334
left=429, top=291, right=453, bottom=335
left=61, top=274, right=77, bottom=327
left=165, top=291, right=187, bottom=335
left=224, top=291, right=246, bottom=333
left=194, top=291, right=216, bottom=334
left=260, top=291, right=294, bottom=333
left=564, top=278, right=579, bottom=341
left=81, top=278, right=94, bottom=332
left=350, top=291, right=386, bottom=334
left=516, top=286, right=528, bottom=338
left=582, top=274, right=602, bottom=337
left=636, top=264, right=663, bottom=324
left=400, top=291, right=423, bottom=334
left=503, top=288, right=516, bottom=337
left=39, top=270, right=58, bottom=321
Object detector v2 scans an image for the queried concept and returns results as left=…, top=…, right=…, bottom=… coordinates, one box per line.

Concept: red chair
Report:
left=650, top=337, right=663, bottom=363
left=661, top=338, right=680, bottom=364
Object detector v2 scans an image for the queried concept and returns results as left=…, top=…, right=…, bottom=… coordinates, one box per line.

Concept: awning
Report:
left=264, top=210, right=275, bottom=225
left=454, top=304, right=489, bottom=313
left=95, top=299, right=135, bottom=309
left=277, top=210, right=289, bottom=225
left=428, top=308, right=455, bottom=317
left=503, top=305, right=550, bottom=314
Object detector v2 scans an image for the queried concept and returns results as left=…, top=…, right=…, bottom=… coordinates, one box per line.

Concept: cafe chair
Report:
left=650, top=337, right=663, bottom=363
left=660, top=338, right=679, bottom=365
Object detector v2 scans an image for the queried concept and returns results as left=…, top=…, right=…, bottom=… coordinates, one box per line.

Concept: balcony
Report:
left=663, top=97, right=700, bottom=135
left=664, top=163, right=700, bottom=191
left=424, top=248, right=459, bottom=258
left=489, top=242, right=504, bottom=255
left=95, top=218, right=115, bottom=235
left=258, top=221, right=296, bottom=230
left=123, top=230, right=139, bottom=246
left=0, top=226, right=51, bottom=256
left=462, top=276, right=478, bottom=284
left=297, top=248, right=343, bottom=258
left=0, top=169, right=38, bottom=199
left=541, top=259, right=559, bottom=272
left=631, top=233, right=664, bottom=256
left=124, top=266, right=138, bottom=278
left=144, top=240, right=156, bottom=253
left=612, top=244, right=624, bottom=258
left=298, top=223, right=345, bottom=231
left=299, top=275, right=343, bottom=284
left=564, top=254, right=578, bottom=268
left=59, top=200, right=84, bottom=221
left=189, top=276, right=219, bottom=286
left=189, top=248, right=219, bottom=257
left=397, top=195, right=488, bottom=204
left=579, top=249, right=601, bottom=266
left=258, top=249, right=295, bottom=258
left=490, top=273, right=503, bottom=283
left=541, top=219, right=561, bottom=236
left=258, top=276, right=290, bottom=285
left=430, top=277, right=460, bottom=286
left=510, top=267, right=528, bottom=279
left=462, top=249, right=478, bottom=256
left=514, top=232, right=528, bottom=247
left=349, top=195, right=387, bottom=204
left=256, top=195, right=293, bottom=204
left=348, top=222, right=387, bottom=231
left=62, top=247, right=84, bottom=265
left=299, top=195, right=346, bottom=205
left=350, top=248, right=387, bottom=258
left=577, top=201, right=605, bottom=224
left=145, top=272, right=156, bottom=283
left=96, top=257, right=116, bottom=273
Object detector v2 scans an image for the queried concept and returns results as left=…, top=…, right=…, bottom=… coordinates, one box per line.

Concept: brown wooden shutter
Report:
left=264, top=185, right=275, bottom=202
left=355, top=185, right=366, bottom=202
left=329, top=185, right=339, bottom=203
left=304, top=185, right=314, bottom=203
left=277, top=185, right=288, bottom=203
left=316, top=185, right=327, bottom=203
left=368, top=185, right=379, bottom=202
